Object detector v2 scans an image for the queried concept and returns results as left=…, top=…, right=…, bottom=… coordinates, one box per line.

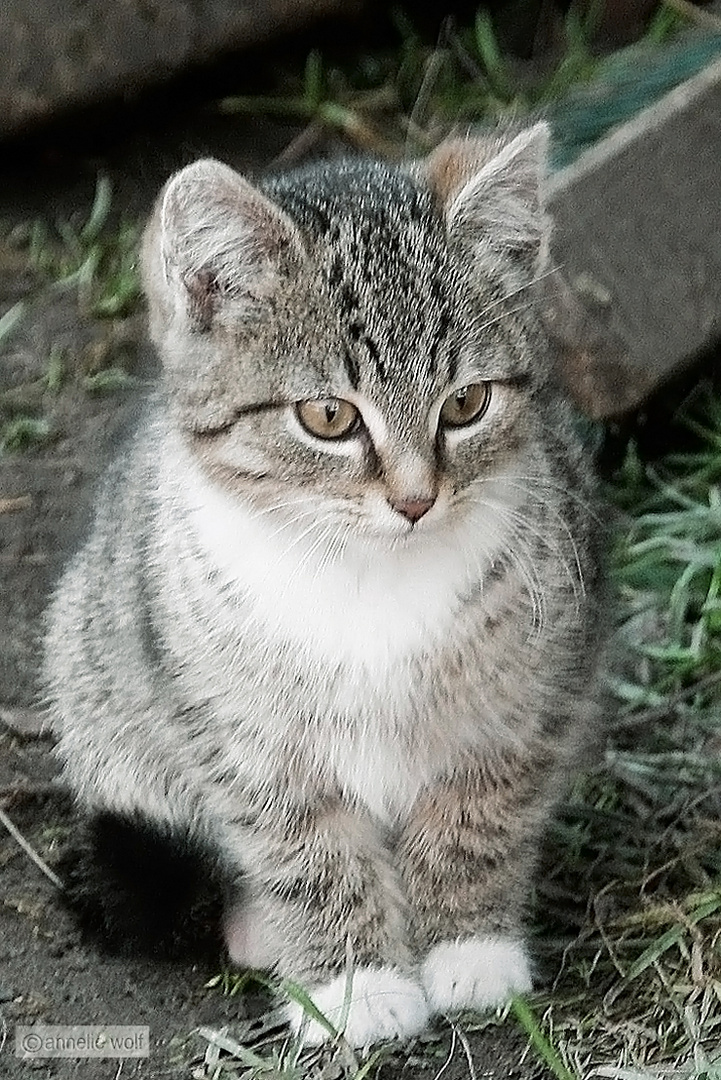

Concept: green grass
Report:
left=0, top=177, right=144, bottom=453
left=218, top=1, right=694, bottom=160
left=0, top=415, right=51, bottom=452
left=530, top=387, right=721, bottom=1077
left=19, top=174, right=142, bottom=319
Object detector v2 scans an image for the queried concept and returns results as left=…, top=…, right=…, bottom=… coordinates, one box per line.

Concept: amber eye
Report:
left=295, top=398, right=360, bottom=440
left=439, top=383, right=491, bottom=429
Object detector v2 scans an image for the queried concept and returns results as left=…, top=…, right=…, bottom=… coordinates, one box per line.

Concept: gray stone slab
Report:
left=0, top=0, right=361, bottom=138
left=547, top=56, right=721, bottom=418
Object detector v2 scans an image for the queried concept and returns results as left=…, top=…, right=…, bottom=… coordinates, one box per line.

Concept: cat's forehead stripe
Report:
left=341, top=345, right=361, bottom=391
left=264, top=160, right=457, bottom=390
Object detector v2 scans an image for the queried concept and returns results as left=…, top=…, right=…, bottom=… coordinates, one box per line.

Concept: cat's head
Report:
left=142, top=124, right=557, bottom=549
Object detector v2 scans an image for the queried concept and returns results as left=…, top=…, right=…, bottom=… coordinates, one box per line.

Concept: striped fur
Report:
left=44, top=124, right=608, bottom=1046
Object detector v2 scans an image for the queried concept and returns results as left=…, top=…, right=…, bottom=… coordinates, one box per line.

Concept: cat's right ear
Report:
left=142, top=159, right=304, bottom=332
left=422, top=124, right=550, bottom=276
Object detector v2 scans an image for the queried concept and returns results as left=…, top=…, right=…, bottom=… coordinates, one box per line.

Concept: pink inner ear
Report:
left=424, top=137, right=502, bottom=208
left=183, top=268, right=220, bottom=332
left=423, top=126, right=549, bottom=228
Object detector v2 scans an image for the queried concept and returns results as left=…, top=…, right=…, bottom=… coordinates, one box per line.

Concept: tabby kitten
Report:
left=44, top=123, right=605, bottom=1046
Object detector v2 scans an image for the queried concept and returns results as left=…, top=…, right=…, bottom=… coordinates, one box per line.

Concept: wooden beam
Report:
left=547, top=56, right=721, bottom=418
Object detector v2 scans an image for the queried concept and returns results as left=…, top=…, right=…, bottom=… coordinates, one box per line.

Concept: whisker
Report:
left=473, top=301, right=540, bottom=337
left=478, top=263, right=563, bottom=316
left=507, top=509, right=579, bottom=618
left=283, top=517, right=341, bottom=592
left=315, top=521, right=353, bottom=581
left=459, top=493, right=547, bottom=635
left=468, top=476, right=585, bottom=628
left=498, top=478, right=588, bottom=600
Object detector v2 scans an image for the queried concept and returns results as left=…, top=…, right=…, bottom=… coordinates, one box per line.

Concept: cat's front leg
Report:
left=396, top=753, right=554, bottom=1018
left=222, top=803, right=429, bottom=1046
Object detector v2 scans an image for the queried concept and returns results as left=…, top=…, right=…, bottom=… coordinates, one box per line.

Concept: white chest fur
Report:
left=175, top=455, right=494, bottom=675
left=160, top=435, right=513, bottom=820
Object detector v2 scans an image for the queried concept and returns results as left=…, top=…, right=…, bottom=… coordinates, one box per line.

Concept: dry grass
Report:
left=533, top=387, right=721, bottom=1077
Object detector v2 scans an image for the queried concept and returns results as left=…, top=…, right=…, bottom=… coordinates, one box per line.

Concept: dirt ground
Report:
left=0, top=104, right=557, bottom=1080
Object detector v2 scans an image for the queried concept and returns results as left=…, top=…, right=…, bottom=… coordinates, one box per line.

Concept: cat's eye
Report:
left=295, top=398, right=360, bottom=440
left=439, top=383, right=491, bottom=429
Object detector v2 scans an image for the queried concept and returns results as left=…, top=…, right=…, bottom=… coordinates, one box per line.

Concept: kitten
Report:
left=43, top=123, right=606, bottom=1046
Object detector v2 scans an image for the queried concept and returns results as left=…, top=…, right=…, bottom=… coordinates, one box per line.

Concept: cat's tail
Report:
left=57, top=806, right=233, bottom=960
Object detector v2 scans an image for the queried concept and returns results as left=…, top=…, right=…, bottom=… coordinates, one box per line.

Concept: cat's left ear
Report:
left=424, top=122, right=550, bottom=273
left=142, top=159, right=305, bottom=334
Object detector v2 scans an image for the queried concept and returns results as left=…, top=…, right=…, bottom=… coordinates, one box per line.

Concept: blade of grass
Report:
left=80, top=175, right=113, bottom=244
left=280, top=978, right=340, bottom=1041
left=197, top=1026, right=271, bottom=1070
left=473, top=10, right=511, bottom=100
left=510, top=997, right=578, bottom=1080
left=0, top=300, right=26, bottom=348
left=623, top=893, right=721, bottom=984
left=303, top=50, right=324, bottom=111
left=352, top=1048, right=385, bottom=1080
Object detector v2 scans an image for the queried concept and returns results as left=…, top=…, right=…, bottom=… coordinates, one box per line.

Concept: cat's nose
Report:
left=389, top=497, right=436, bottom=523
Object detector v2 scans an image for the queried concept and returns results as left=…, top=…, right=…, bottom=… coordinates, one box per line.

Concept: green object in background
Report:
left=550, top=32, right=721, bottom=168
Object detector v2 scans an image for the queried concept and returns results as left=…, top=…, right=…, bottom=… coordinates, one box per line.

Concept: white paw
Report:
left=421, top=936, right=532, bottom=1015
left=286, top=966, right=430, bottom=1047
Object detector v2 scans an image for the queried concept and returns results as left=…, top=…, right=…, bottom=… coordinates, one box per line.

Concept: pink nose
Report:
left=389, top=497, right=435, bottom=523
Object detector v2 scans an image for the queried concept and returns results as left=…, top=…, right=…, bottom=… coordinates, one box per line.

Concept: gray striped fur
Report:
left=43, top=124, right=607, bottom=1045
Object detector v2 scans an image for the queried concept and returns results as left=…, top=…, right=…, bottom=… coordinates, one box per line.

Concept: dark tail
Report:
left=58, top=809, right=233, bottom=960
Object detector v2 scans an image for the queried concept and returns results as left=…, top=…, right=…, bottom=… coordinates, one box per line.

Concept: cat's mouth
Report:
left=356, top=511, right=443, bottom=550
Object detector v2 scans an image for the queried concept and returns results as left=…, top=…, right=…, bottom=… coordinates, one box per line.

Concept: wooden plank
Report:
left=546, top=56, right=721, bottom=418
